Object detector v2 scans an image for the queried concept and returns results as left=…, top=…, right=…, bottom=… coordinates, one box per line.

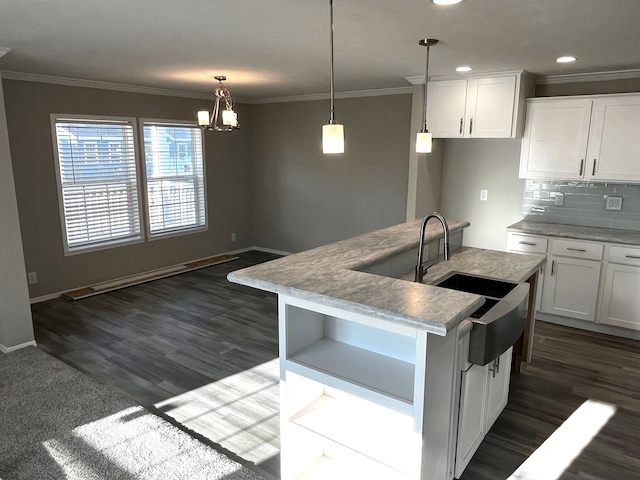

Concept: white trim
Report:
left=30, top=293, right=62, bottom=304
left=1, top=70, right=213, bottom=100
left=0, top=340, right=37, bottom=353
left=250, top=246, right=294, bottom=256
left=28, top=246, right=292, bottom=303
left=0, top=47, right=10, bottom=59
left=536, top=69, right=640, bottom=85
left=245, top=87, right=413, bottom=104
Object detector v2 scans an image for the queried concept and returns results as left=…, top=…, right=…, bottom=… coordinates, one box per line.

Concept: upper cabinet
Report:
left=519, top=94, right=640, bottom=183
left=426, top=71, right=534, bottom=139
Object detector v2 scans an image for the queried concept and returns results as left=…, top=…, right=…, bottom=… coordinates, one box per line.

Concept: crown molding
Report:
left=536, top=69, right=640, bottom=85
left=406, top=70, right=527, bottom=85
left=247, top=86, right=413, bottom=104
left=0, top=70, right=213, bottom=100
left=0, top=47, right=10, bottom=60
left=0, top=70, right=413, bottom=104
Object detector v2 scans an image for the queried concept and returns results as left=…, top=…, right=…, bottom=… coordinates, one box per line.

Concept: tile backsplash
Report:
left=523, top=180, right=640, bottom=231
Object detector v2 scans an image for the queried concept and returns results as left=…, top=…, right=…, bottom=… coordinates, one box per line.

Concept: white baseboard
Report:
left=29, top=246, right=290, bottom=304
left=537, top=313, right=640, bottom=341
left=0, top=340, right=37, bottom=353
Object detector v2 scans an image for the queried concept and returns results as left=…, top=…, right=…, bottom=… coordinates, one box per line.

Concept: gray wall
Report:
left=250, top=94, right=412, bottom=252
left=0, top=73, right=34, bottom=349
left=3, top=80, right=254, bottom=298
left=440, top=139, right=525, bottom=250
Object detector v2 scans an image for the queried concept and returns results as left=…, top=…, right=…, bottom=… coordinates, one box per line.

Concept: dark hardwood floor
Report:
left=31, top=251, right=640, bottom=480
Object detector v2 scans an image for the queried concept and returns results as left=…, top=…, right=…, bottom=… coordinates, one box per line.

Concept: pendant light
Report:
left=322, top=0, right=344, bottom=154
left=197, top=76, right=240, bottom=132
left=416, top=39, right=438, bottom=154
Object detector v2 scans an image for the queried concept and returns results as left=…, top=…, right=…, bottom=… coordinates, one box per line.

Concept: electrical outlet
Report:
left=606, top=196, right=623, bottom=211
left=27, top=272, right=38, bottom=284
left=231, top=232, right=237, bottom=241
left=480, top=190, right=488, bottom=201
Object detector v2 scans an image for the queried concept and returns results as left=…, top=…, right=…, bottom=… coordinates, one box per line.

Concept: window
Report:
left=52, top=115, right=143, bottom=253
left=141, top=122, right=206, bottom=236
left=51, top=115, right=207, bottom=255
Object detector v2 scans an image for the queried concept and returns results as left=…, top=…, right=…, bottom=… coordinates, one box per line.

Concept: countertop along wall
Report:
left=438, top=77, right=640, bottom=252
left=3, top=79, right=254, bottom=298
left=249, top=94, right=412, bottom=253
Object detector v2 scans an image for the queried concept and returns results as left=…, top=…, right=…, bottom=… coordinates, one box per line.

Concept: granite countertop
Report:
left=228, top=219, right=546, bottom=336
left=508, top=220, right=640, bottom=246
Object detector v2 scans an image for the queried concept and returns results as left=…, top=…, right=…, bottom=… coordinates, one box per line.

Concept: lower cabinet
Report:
left=541, top=256, right=601, bottom=321
left=599, top=245, right=640, bottom=331
left=455, top=347, right=512, bottom=479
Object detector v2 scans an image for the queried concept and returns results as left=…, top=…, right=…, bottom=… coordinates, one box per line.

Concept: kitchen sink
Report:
left=433, top=272, right=529, bottom=366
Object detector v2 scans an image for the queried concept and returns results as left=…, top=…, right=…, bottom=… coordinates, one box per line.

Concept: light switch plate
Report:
left=606, top=196, right=623, bottom=211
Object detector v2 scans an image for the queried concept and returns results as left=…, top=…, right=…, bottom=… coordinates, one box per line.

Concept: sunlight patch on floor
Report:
left=154, top=358, right=281, bottom=465
left=508, top=399, right=617, bottom=480
left=42, top=406, right=247, bottom=479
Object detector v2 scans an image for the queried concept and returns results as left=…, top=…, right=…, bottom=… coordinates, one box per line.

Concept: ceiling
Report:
left=1, top=0, right=640, bottom=101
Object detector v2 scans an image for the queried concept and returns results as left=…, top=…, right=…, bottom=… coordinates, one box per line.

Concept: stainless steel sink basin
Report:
left=434, top=272, right=529, bottom=366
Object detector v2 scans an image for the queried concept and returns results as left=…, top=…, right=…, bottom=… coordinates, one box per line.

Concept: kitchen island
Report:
left=228, top=219, right=545, bottom=480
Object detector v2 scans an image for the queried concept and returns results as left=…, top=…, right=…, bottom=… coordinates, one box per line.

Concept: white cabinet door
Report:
left=541, top=256, right=601, bottom=321
left=427, top=79, right=467, bottom=138
left=599, top=263, right=640, bottom=331
left=586, top=96, right=640, bottom=182
left=484, top=347, right=512, bottom=432
left=519, top=99, right=592, bottom=180
left=466, top=76, right=516, bottom=138
left=455, top=363, right=487, bottom=478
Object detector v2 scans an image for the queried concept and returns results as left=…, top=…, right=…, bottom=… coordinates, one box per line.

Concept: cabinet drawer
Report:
left=551, top=239, right=603, bottom=260
left=507, top=233, right=548, bottom=254
left=608, top=245, right=640, bottom=266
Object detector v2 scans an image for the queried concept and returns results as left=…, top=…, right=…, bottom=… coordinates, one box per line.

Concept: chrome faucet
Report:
left=415, top=212, right=450, bottom=283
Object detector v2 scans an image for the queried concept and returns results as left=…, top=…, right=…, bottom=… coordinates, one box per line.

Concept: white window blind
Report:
left=142, top=122, right=207, bottom=236
left=52, top=117, right=142, bottom=253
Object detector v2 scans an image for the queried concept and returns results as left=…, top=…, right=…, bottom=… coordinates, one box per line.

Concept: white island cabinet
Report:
left=227, top=218, right=545, bottom=480
left=279, top=295, right=471, bottom=480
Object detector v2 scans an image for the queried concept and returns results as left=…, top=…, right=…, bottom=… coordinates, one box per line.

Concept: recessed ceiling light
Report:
left=456, top=66, right=473, bottom=72
left=556, top=56, right=577, bottom=63
left=431, top=0, right=463, bottom=5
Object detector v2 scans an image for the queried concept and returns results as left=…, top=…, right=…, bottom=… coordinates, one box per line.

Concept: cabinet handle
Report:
left=625, top=255, right=640, bottom=260
left=579, top=159, right=584, bottom=176
left=489, top=357, right=500, bottom=378
left=459, top=118, right=463, bottom=135
left=592, top=159, right=597, bottom=176
left=567, top=247, right=587, bottom=252
left=551, top=260, right=555, bottom=276
left=469, top=118, right=473, bottom=135
left=519, top=241, right=537, bottom=246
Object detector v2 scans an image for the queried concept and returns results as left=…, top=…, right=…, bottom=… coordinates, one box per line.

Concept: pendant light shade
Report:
left=416, top=131, right=433, bottom=153
left=416, top=38, right=438, bottom=154
left=198, top=76, right=240, bottom=132
left=322, top=0, right=344, bottom=154
left=323, top=124, right=344, bottom=154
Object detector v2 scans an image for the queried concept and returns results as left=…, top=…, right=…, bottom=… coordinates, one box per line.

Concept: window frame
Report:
left=50, top=113, right=145, bottom=256
left=139, top=118, right=208, bottom=241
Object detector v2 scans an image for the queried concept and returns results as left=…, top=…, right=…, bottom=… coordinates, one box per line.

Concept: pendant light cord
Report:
left=329, top=0, right=336, bottom=124
left=422, top=43, right=430, bottom=132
